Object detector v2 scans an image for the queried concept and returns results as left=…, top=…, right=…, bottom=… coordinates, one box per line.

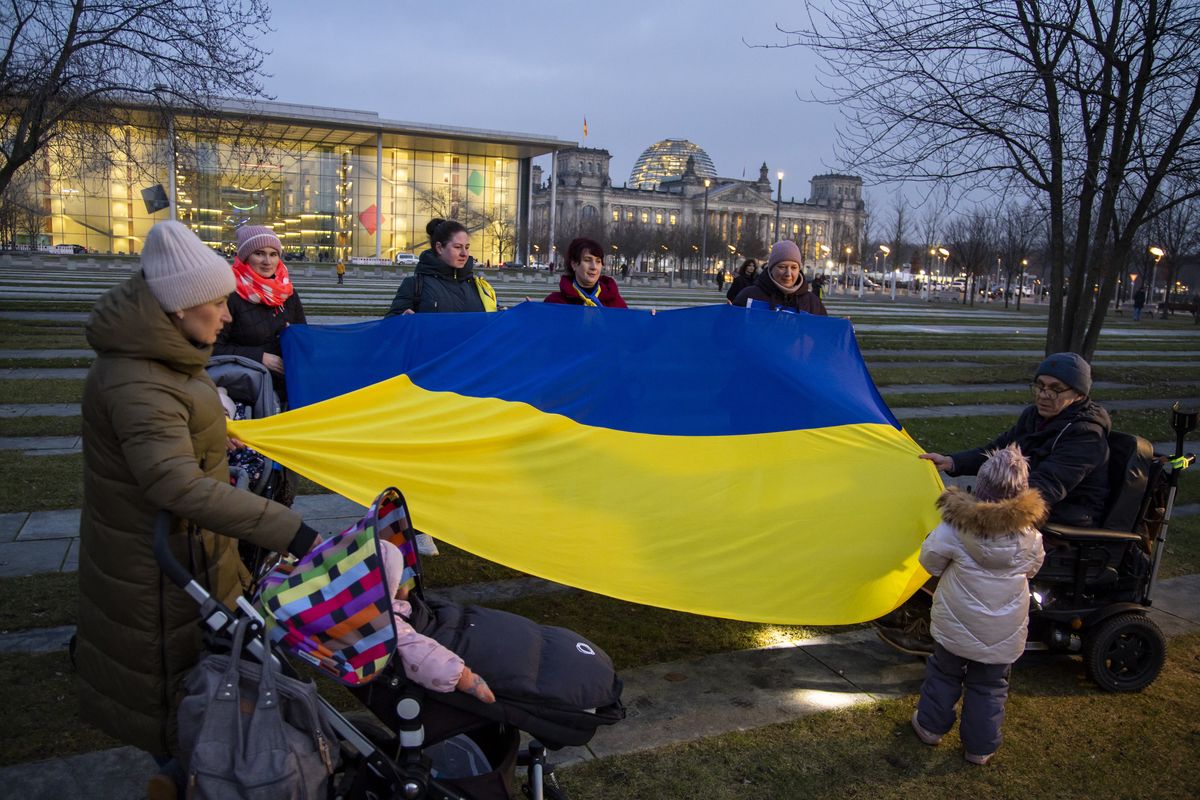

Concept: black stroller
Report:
left=207, top=354, right=297, bottom=577
left=156, top=486, right=624, bottom=799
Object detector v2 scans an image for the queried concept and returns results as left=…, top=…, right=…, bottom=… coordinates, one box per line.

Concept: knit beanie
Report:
left=236, top=225, right=283, bottom=262
left=975, top=443, right=1031, bottom=502
left=142, top=221, right=235, bottom=312
left=767, top=240, right=803, bottom=269
left=1035, top=352, right=1092, bottom=396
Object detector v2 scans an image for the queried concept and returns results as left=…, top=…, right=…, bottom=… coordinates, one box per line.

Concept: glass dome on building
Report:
left=628, top=139, right=717, bottom=190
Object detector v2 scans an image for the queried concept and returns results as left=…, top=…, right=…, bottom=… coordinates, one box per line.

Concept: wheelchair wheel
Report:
left=1082, top=612, right=1166, bottom=692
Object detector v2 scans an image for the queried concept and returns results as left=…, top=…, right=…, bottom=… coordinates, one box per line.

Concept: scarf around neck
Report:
left=233, top=257, right=294, bottom=308
left=572, top=278, right=603, bottom=307
left=767, top=271, right=803, bottom=296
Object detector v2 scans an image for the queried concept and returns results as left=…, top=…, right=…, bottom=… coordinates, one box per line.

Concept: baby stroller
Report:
left=880, top=403, right=1195, bottom=692
left=156, top=486, right=624, bottom=799
left=207, top=354, right=296, bottom=575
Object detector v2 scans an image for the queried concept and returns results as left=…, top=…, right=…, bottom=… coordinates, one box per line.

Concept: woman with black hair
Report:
left=544, top=237, right=628, bottom=308
left=725, top=258, right=758, bottom=303
left=386, top=218, right=498, bottom=315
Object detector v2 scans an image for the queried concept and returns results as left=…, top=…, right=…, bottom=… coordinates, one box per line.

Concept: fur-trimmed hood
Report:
left=936, top=486, right=1047, bottom=538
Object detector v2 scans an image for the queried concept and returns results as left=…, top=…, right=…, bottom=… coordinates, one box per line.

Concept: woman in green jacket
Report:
left=75, top=221, right=319, bottom=796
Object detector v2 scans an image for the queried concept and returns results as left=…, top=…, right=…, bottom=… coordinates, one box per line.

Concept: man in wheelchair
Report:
left=879, top=355, right=1196, bottom=692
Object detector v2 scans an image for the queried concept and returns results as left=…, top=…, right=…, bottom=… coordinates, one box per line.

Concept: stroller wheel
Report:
left=1083, top=612, right=1166, bottom=692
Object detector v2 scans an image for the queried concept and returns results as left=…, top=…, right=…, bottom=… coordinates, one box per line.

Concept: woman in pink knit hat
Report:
left=213, top=225, right=307, bottom=400
left=732, top=240, right=827, bottom=315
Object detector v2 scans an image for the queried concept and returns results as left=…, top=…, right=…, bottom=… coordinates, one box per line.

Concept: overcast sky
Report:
left=262, top=1, right=886, bottom=207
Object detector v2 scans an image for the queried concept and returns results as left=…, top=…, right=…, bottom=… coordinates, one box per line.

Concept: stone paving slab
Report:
left=880, top=381, right=1128, bottom=395
left=894, top=397, right=1185, bottom=419
left=0, top=435, right=80, bottom=451
left=0, top=539, right=70, bottom=578
left=16, top=508, right=80, bottom=541
left=26, top=447, right=81, bottom=456
left=0, top=745, right=152, bottom=800
left=0, top=349, right=93, bottom=359
left=0, top=512, right=27, bottom=543
left=0, top=625, right=74, bottom=655
left=0, top=367, right=88, bottom=379
left=0, top=403, right=82, bottom=417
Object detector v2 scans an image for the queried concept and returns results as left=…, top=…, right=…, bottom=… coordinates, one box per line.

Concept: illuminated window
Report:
left=655, top=212, right=663, bottom=224
left=640, top=211, right=649, bottom=223
left=669, top=213, right=677, bottom=225
left=626, top=211, right=634, bottom=221
left=612, top=210, right=619, bottom=221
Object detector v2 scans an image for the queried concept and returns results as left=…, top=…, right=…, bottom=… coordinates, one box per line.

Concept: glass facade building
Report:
left=36, top=100, right=572, bottom=263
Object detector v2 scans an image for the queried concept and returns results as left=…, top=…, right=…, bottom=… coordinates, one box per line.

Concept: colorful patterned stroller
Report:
left=157, top=487, right=624, bottom=799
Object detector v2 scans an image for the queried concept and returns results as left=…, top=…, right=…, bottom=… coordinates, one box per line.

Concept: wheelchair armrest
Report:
left=1042, top=523, right=1142, bottom=543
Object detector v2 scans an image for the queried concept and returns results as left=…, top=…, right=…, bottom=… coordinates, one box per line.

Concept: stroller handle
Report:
left=153, top=510, right=195, bottom=590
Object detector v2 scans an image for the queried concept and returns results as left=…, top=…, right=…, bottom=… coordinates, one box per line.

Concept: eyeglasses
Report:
left=1030, top=382, right=1072, bottom=398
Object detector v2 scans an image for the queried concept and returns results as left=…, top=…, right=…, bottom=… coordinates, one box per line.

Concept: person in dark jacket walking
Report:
left=725, top=258, right=757, bottom=303
left=543, top=237, right=628, bottom=308
left=920, top=352, right=1111, bottom=527
left=733, top=241, right=828, bottom=315
left=76, top=221, right=320, bottom=797
left=1132, top=287, right=1146, bottom=321
left=213, top=225, right=306, bottom=400
left=386, top=219, right=498, bottom=315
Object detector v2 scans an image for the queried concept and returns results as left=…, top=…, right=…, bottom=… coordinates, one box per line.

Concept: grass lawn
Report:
left=0, top=452, right=83, bottom=513
left=0, top=416, right=82, bottom=437
left=0, top=378, right=85, bottom=404
left=557, top=633, right=1200, bottom=800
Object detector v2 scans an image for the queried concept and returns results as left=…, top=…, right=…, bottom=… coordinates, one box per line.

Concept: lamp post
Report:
left=774, top=171, right=784, bottom=241
left=880, top=244, right=893, bottom=300
left=1017, top=258, right=1027, bottom=310
left=845, top=246, right=855, bottom=295
left=700, top=178, right=711, bottom=283
left=1148, top=245, right=1165, bottom=312
left=819, top=243, right=831, bottom=293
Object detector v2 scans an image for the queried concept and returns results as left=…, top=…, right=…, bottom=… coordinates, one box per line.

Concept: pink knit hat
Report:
left=235, top=225, right=282, bottom=262
left=767, top=240, right=803, bottom=269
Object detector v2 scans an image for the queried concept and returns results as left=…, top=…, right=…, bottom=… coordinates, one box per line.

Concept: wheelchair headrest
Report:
left=1101, top=431, right=1154, bottom=532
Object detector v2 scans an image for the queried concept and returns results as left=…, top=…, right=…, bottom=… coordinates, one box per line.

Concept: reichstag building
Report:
left=531, top=139, right=865, bottom=272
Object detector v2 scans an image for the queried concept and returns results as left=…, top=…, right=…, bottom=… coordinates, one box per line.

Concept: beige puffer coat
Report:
left=920, top=487, right=1047, bottom=665
left=76, top=271, right=304, bottom=756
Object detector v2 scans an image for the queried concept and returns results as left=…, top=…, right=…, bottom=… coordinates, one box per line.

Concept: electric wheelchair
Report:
left=1022, top=402, right=1195, bottom=691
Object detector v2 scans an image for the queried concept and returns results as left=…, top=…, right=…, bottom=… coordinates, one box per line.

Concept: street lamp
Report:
left=774, top=171, right=784, bottom=241
left=844, top=246, right=855, bottom=295
left=879, top=244, right=894, bottom=300
left=819, top=243, right=831, bottom=291
left=1017, top=258, right=1028, bottom=310
left=700, top=178, right=711, bottom=284
left=937, top=246, right=950, bottom=276
left=1148, top=245, right=1165, bottom=309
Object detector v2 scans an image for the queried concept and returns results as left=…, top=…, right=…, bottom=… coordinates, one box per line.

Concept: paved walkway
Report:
left=1, top=570, right=1196, bottom=797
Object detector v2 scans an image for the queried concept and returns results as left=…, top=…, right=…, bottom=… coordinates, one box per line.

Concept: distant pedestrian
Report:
left=910, top=444, right=1046, bottom=766
left=336, top=260, right=345, bottom=285
left=1132, top=287, right=1145, bottom=321
left=725, top=259, right=758, bottom=303
left=713, top=271, right=724, bottom=291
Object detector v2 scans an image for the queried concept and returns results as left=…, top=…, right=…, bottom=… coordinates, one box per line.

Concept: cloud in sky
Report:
left=260, top=0, right=881, bottom=205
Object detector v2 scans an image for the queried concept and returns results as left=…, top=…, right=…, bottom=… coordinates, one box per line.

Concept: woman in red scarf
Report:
left=543, top=237, right=628, bottom=308
left=213, top=225, right=306, bottom=399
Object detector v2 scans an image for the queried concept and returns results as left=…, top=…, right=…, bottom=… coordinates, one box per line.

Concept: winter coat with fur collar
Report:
left=921, top=487, right=1047, bottom=664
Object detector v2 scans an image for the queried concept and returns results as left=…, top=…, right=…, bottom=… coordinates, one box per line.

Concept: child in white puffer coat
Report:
left=911, top=443, right=1047, bottom=765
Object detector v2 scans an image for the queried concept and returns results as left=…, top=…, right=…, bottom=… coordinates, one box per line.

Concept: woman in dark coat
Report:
left=386, top=218, right=498, bottom=315
left=76, top=221, right=319, bottom=795
left=733, top=241, right=827, bottom=315
left=544, top=237, right=629, bottom=307
left=725, top=258, right=758, bottom=303
left=212, top=225, right=306, bottom=399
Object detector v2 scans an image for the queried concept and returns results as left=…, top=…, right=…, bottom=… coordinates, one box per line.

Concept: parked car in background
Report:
left=393, top=252, right=419, bottom=267
left=500, top=260, right=525, bottom=269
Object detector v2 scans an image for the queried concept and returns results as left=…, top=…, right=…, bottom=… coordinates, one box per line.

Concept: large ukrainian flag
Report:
left=230, top=303, right=941, bottom=625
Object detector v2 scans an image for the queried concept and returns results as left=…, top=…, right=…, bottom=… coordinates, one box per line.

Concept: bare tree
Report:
left=1, top=1, right=275, bottom=199
left=0, top=165, right=47, bottom=248
left=887, top=197, right=908, bottom=272
left=944, top=212, right=996, bottom=306
left=1147, top=189, right=1200, bottom=315
left=780, top=0, right=1200, bottom=357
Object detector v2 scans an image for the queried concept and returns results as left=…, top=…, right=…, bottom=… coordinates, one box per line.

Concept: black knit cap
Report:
left=1035, top=352, right=1092, bottom=396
